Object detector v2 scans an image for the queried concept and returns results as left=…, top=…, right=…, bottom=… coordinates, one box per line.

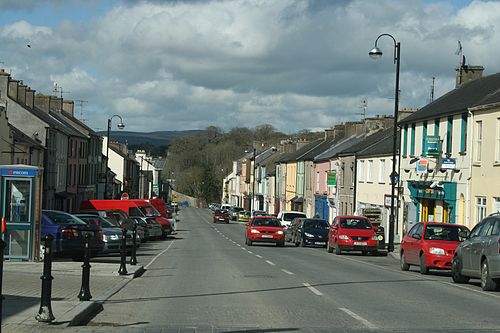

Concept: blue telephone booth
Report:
left=0, top=165, right=43, bottom=260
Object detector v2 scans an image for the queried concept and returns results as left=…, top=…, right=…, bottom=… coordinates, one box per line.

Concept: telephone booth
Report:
left=0, top=165, right=43, bottom=260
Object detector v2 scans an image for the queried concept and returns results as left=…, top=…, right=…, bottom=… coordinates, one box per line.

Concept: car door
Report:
left=406, top=223, right=423, bottom=264
left=461, top=222, right=483, bottom=273
left=470, top=219, right=494, bottom=273
left=329, top=217, right=339, bottom=246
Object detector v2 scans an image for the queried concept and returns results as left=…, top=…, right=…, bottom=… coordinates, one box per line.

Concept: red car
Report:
left=245, top=216, right=285, bottom=247
left=213, top=209, right=230, bottom=223
left=327, top=215, right=379, bottom=255
left=400, top=222, right=470, bottom=274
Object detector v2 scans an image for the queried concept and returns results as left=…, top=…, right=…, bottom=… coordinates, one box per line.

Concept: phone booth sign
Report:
left=0, top=165, right=43, bottom=260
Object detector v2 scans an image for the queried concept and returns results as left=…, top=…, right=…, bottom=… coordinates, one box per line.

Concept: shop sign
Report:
left=0, top=168, right=37, bottom=177
left=424, top=135, right=441, bottom=157
left=416, top=159, right=428, bottom=173
left=441, top=158, right=456, bottom=170
left=327, top=171, right=336, bottom=186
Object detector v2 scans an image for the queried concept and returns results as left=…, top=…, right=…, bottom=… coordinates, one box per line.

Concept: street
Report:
left=60, top=207, right=500, bottom=332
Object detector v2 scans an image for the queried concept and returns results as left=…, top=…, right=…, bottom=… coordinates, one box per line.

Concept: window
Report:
left=446, top=116, right=453, bottom=155
left=403, top=125, right=408, bottom=156
left=469, top=222, right=483, bottom=238
left=434, top=118, right=440, bottom=136
left=422, top=121, right=428, bottom=156
left=497, top=118, right=500, bottom=162
left=494, top=197, right=500, bottom=214
left=358, top=160, right=365, bottom=182
left=379, top=159, right=386, bottom=183
left=460, top=113, right=467, bottom=153
left=480, top=219, right=495, bottom=237
left=475, top=121, right=482, bottom=162
left=410, top=123, right=416, bottom=156
left=476, top=196, right=487, bottom=224
left=367, top=160, right=373, bottom=182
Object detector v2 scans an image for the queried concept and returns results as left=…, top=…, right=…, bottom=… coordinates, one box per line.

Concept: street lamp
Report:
left=245, top=148, right=257, bottom=212
left=369, top=33, right=400, bottom=253
left=105, top=115, right=125, bottom=199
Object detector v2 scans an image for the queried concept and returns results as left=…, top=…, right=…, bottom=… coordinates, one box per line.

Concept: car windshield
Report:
left=424, top=225, right=468, bottom=241
left=283, top=213, right=306, bottom=221
left=215, top=210, right=227, bottom=214
left=77, top=216, right=116, bottom=228
left=252, top=218, right=281, bottom=227
left=139, top=206, right=161, bottom=217
left=303, top=219, right=329, bottom=229
left=43, top=211, right=87, bottom=225
left=339, top=218, right=372, bottom=229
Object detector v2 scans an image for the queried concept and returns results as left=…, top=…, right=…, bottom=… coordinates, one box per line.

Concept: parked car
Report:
left=294, top=218, right=329, bottom=247
left=208, top=203, right=220, bottom=211
left=400, top=222, right=469, bottom=274
left=131, top=217, right=150, bottom=241
left=252, top=210, right=268, bottom=217
left=213, top=209, right=230, bottom=223
left=452, top=214, right=500, bottom=291
left=277, top=210, right=307, bottom=228
left=75, top=214, right=135, bottom=254
left=132, top=216, right=162, bottom=240
left=327, top=215, right=379, bottom=255
left=229, top=206, right=245, bottom=221
left=74, top=209, right=144, bottom=241
left=237, top=210, right=251, bottom=222
left=245, top=216, right=285, bottom=247
left=41, top=210, right=104, bottom=260
left=285, top=217, right=305, bottom=243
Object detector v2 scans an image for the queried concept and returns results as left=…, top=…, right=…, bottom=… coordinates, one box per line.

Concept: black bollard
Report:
left=130, top=223, right=137, bottom=265
left=118, top=228, right=128, bottom=275
left=78, top=233, right=92, bottom=301
left=0, top=239, right=6, bottom=331
left=35, top=235, right=55, bottom=322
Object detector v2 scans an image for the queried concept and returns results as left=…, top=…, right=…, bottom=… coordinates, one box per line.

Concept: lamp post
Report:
left=369, top=33, right=400, bottom=253
left=245, top=148, right=256, bottom=212
left=104, top=115, right=125, bottom=199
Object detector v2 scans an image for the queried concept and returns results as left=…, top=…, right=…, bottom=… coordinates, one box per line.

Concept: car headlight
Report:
left=276, top=230, right=284, bottom=235
left=109, top=235, right=119, bottom=240
left=338, top=234, right=349, bottom=240
left=429, top=247, right=445, bottom=255
left=304, top=232, right=314, bottom=238
left=250, top=229, right=260, bottom=234
left=371, top=235, right=379, bottom=240
left=103, top=235, right=110, bottom=241
left=377, top=235, right=384, bottom=241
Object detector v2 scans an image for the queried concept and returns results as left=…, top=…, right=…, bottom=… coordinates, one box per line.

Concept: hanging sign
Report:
left=416, top=159, right=428, bottom=173
left=424, top=135, right=441, bottom=157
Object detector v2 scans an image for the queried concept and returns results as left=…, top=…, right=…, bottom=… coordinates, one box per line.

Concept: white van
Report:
left=277, top=210, right=307, bottom=227
left=221, top=204, right=233, bottom=211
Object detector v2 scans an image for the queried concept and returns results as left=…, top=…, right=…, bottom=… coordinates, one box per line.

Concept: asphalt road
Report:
left=76, top=207, right=500, bottom=332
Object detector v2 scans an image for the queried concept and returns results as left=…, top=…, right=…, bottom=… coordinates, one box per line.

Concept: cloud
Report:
left=1, top=0, right=499, bottom=134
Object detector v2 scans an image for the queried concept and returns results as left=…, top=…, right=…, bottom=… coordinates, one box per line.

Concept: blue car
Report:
left=42, top=210, right=104, bottom=259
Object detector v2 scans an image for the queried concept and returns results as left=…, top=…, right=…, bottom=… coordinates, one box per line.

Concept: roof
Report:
left=279, top=140, right=323, bottom=163
left=60, top=110, right=100, bottom=136
left=338, top=128, right=393, bottom=156
left=152, top=158, right=166, bottom=170
left=314, top=135, right=365, bottom=162
left=298, top=138, right=338, bottom=161
left=49, top=111, right=87, bottom=138
left=10, top=124, right=45, bottom=149
left=28, top=106, right=80, bottom=137
left=400, top=72, right=500, bottom=124
left=357, top=130, right=400, bottom=158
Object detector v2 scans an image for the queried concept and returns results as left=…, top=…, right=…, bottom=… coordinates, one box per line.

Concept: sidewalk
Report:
left=2, top=256, right=144, bottom=332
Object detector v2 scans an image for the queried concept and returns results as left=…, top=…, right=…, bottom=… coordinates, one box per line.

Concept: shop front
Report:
left=406, top=181, right=457, bottom=224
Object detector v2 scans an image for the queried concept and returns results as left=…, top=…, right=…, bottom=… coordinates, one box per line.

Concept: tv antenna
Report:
left=75, top=100, right=88, bottom=123
left=53, top=82, right=71, bottom=99
left=357, top=99, right=367, bottom=120
left=428, top=77, right=435, bottom=104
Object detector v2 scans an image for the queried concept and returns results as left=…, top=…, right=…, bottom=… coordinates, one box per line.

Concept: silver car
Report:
left=452, top=214, right=500, bottom=291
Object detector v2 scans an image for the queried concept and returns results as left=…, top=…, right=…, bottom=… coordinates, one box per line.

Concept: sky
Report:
left=0, top=0, right=499, bottom=133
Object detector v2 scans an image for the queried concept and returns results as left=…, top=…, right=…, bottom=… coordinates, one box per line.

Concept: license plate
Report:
left=261, top=235, right=273, bottom=238
left=315, top=242, right=326, bottom=245
left=354, top=241, right=367, bottom=246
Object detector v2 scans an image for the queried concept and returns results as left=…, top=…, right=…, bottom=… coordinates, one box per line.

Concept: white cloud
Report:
left=1, top=0, right=499, bottom=134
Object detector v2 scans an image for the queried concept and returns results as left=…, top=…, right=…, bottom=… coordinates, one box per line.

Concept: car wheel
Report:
left=335, top=243, right=342, bottom=255
left=419, top=254, right=429, bottom=275
left=327, top=241, right=333, bottom=253
left=400, top=251, right=410, bottom=271
left=451, top=257, right=469, bottom=284
left=481, top=260, right=498, bottom=291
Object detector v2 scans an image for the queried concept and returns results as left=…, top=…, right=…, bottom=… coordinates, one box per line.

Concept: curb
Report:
left=65, top=265, right=145, bottom=327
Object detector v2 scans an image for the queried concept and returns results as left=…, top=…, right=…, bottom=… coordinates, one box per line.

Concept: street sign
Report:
left=441, top=158, right=456, bottom=170
left=327, top=171, right=336, bottom=186
left=390, top=171, right=399, bottom=185
left=121, top=192, right=129, bottom=200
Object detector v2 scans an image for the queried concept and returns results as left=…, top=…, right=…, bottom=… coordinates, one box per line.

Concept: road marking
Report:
left=266, top=260, right=275, bottom=266
left=241, top=247, right=246, bottom=250
left=236, top=244, right=241, bottom=247
left=255, top=254, right=263, bottom=259
left=145, top=240, right=176, bottom=270
left=281, top=269, right=294, bottom=275
left=339, top=308, right=378, bottom=330
left=302, top=282, right=323, bottom=296
left=247, top=251, right=253, bottom=254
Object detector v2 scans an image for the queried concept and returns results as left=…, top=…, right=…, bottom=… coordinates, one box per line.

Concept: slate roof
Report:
left=28, top=106, right=85, bottom=138
left=298, top=138, right=338, bottom=161
left=49, top=111, right=87, bottom=138
left=314, top=135, right=365, bottom=162
left=278, top=140, right=323, bottom=163
left=357, top=130, right=400, bottom=158
left=400, top=72, right=500, bottom=124
left=152, top=158, right=166, bottom=170
left=338, top=128, right=393, bottom=156
left=10, top=125, right=45, bottom=149
left=60, top=110, right=99, bottom=136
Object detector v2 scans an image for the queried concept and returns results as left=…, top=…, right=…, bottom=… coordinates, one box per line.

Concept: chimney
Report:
left=50, top=96, right=62, bottom=112
left=8, top=79, right=19, bottom=101
left=456, top=65, right=484, bottom=88
left=35, top=94, right=51, bottom=113
left=17, top=83, right=27, bottom=105
left=63, top=100, right=74, bottom=116
left=325, top=125, right=345, bottom=141
left=26, top=88, right=35, bottom=109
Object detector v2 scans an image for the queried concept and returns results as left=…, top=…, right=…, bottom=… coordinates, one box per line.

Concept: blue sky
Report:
left=1, top=0, right=500, bottom=133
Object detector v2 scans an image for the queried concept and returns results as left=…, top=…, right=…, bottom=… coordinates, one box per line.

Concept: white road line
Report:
left=241, top=247, right=246, bottom=250
left=255, top=254, right=263, bottom=258
left=145, top=240, right=176, bottom=270
left=281, top=269, right=294, bottom=275
left=247, top=251, right=253, bottom=254
left=339, top=308, right=378, bottom=330
left=236, top=244, right=241, bottom=247
left=302, top=282, right=323, bottom=296
left=266, top=260, right=275, bottom=266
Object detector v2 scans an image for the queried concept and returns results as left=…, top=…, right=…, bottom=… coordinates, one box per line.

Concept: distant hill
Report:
left=100, top=130, right=203, bottom=146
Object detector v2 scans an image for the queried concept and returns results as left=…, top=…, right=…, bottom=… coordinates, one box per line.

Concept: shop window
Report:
left=476, top=196, right=487, bottom=223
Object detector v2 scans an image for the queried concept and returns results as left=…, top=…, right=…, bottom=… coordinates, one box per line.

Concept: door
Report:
left=2, top=178, right=33, bottom=259
left=421, top=199, right=436, bottom=222
left=470, top=219, right=494, bottom=273
left=406, top=223, right=423, bottom=264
